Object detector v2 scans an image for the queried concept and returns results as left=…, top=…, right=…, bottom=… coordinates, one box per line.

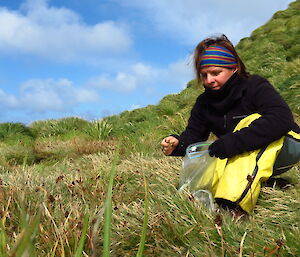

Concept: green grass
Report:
left=236, top=0, right=300, bottom=115
left=103, top=142, right=120, bottom=257
left=74, top=214, right=89, bottom=257
left=0, top=151, right=299, bottom=256
left=0, top=122, right=34, bottom=140
left=83, top=120, right=113, bottom=140
left=30, top=117, right=89, bottom=138
left=136, top=175, right=149, bottom=257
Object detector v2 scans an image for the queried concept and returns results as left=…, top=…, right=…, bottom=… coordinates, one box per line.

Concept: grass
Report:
left=0, top=122, right=34, bottom=140
left=236, top=0, right=300, bottom=115
left=83, top=120, right=113, bottom=140
left=0, top=149, right=299, bottom=256
left=103, top=142, right=120, bottom=257
left=30, top=117, right=89, bottom=138
left=74, top=213, right=89, bottom=257
left=136, top=174, right=149, bottom=257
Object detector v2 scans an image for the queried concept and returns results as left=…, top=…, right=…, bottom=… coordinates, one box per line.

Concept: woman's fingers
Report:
left=161, top=136, right=179, bottom=155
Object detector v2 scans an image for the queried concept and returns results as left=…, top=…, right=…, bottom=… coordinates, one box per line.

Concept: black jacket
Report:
left=172, top=73, right=300, bottom=156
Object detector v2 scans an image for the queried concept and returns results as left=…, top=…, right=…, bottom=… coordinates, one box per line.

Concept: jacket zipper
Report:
left=224, top=115, right=248, bottom=131
left=232, top=115, right=248, bottom=120
left=236, top=145, right=268, bottom=205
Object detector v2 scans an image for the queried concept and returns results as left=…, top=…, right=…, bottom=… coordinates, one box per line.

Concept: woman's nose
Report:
left=206, top=74, right=215, bottom=84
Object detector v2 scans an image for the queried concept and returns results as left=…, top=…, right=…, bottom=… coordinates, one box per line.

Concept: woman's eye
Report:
left=212, top=71, right=221, bottom=76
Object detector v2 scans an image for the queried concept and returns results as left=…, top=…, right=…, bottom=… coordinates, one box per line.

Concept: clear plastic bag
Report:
left=193, top=190, right=215, bottom=211
left=178, top=142, right=215, bottom=211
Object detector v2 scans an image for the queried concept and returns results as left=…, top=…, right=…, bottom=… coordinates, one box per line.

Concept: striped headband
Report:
left=200, top=45, right=237, bottom=68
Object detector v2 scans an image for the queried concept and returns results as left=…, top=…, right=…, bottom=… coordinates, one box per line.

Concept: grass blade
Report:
left=9, top=211, right=41, bottom=257
left=136, top=174, right=149, bottom=257
left=103, top=142, right=120, bottom=257
left=0, top=222, right=9, bottom=257
left=50, top=240, right=59, bottom=257
left=75, top=214, right=89, bottom=257
left=43, top=203, right=65, bottom=257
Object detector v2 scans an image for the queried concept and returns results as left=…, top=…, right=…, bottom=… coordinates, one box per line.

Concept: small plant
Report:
left=0, top=123, right=36, bottom=165
left=0, top=122, right=34, bottom=140
left=30, top=117, right=89, bottom=137
left=160, top=112, right=188, bottom=135
left=157, top=99, right=178, bottom=116
left=84, top=120, right=113, bottom=140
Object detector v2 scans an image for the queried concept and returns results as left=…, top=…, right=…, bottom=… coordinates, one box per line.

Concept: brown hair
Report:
left=194, top=34, right=249, bottom=82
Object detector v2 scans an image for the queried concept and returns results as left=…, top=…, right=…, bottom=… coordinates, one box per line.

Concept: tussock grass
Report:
left=84, top=120, right=113, bottom=140
left=0, top=122, right=34, bottom=140
left=30, top=117, right=89, bottom=138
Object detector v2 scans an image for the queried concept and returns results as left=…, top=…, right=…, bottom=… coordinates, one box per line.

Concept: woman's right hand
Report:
left=161, top=136, right=179, bottom=155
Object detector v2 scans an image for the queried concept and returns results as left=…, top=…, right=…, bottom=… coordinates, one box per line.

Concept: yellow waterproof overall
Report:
left=193, top=113, right=300, bottom=213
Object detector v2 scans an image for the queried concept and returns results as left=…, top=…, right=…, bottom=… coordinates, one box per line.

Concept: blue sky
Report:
left=0, top=0, right=293, bottom=124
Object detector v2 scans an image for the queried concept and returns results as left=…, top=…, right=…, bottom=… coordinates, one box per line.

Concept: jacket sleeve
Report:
left=219, top=77, right=297, bottom=157
left=171, top=97, right=210, bottom=156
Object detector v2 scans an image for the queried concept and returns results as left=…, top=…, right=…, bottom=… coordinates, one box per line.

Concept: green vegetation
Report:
left=30, top=117, right=89, bottom=138
left=236, top=0, right=300, bottom=113
left=83, top=120, right=113, bottom=140
left=0, top=1, right=299, bottom=255
left=0, top=153, right=299, bottom=256
left=0, top=122, right=34, bottom=140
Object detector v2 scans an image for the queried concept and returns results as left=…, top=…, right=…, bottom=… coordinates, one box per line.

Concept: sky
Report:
left=0, top=0, right=294, bottom=124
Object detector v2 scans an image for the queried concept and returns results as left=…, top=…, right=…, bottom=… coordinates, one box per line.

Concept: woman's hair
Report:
left=194, top=34, right=249, bottom=81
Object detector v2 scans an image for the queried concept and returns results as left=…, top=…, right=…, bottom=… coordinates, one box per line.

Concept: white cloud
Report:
left=132, top=62, right=155, bottom=79
left=88, top=57, right=193, bottom=93
left=21, top=0, right=80, bottom=26
left=0, top=78, right=99, bottom=113
left=87, top=72, right=137, bottom=93
left=0, top=89, right=19, bottom=108
left=120, top=0, right=292, bottom=45
left=0, top=0, right=132, bottom=61
left=87, top=62, right=158, bottom=93
left=129, top=104, right=141, bottom=110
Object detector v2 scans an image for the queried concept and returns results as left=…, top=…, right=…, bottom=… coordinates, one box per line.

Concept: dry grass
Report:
left=0, top=149, right=299, bottom=256
left=33, top=138, right=117, bottom=161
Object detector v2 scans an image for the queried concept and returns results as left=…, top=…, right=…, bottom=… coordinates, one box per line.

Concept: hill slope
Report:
left=237, top=0, right=300, bottom=113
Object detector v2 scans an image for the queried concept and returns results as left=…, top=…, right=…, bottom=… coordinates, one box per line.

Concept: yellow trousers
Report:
left=193, top=114, right=300, bottom=213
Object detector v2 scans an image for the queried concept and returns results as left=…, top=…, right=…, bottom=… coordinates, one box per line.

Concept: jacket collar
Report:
left=202, top=72, right=246, bottom=113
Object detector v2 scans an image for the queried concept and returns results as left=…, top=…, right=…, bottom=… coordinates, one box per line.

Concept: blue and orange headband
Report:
left=200, top=45, right=237, bottom=68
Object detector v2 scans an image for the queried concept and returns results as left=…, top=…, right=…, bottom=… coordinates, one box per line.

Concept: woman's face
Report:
left=200, top=66, right=237, bottom=90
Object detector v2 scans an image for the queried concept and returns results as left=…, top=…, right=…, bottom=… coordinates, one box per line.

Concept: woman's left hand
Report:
left=209, top=138, right=228, bottom=159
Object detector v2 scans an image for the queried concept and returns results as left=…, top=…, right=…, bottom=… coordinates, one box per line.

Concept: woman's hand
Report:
left=161, top=136, right=179, bottom=155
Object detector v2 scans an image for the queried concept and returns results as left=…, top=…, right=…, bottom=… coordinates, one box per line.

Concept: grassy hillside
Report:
left=237, top=0, right=300, bottom=113
left=0, top=1, right=299, bottom=256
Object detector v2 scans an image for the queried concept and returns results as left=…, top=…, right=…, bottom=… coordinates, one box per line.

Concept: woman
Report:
left=161, top=34, right=300, bottom=213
